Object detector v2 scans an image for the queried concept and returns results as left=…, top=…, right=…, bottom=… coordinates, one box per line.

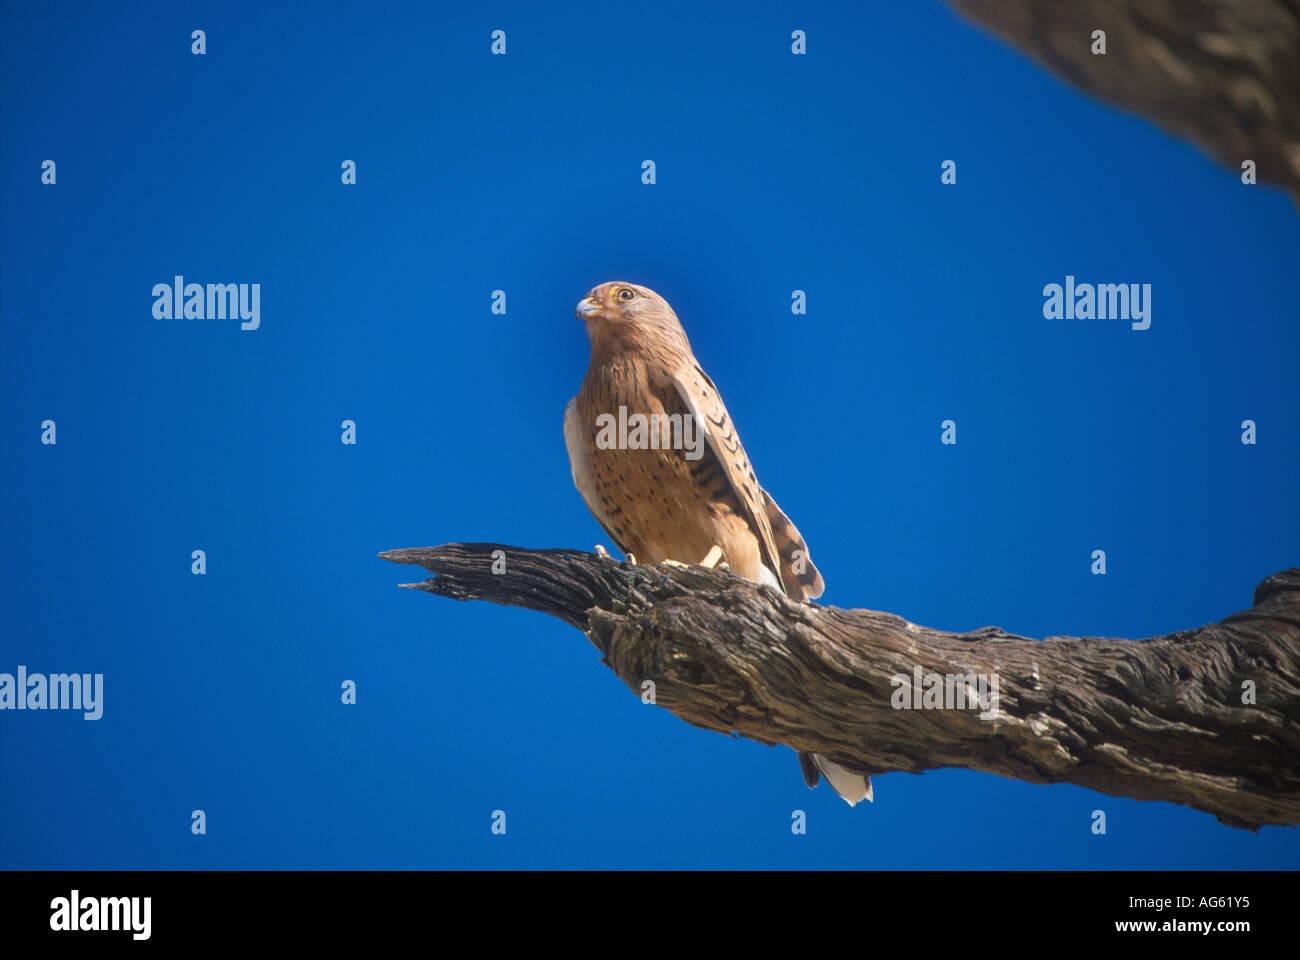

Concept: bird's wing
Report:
left=662, top=361, right=796, bottom=596
left=564, top=396, right=630, bottom=556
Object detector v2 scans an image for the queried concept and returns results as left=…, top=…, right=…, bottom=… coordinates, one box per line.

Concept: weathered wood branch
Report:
left=381, top=544, right=1300, bottom=830
left=947, top=0, right=1300, bottom=205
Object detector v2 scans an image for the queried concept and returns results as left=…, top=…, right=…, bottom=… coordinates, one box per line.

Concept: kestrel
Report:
left=564, top=281, right=872, bottom=805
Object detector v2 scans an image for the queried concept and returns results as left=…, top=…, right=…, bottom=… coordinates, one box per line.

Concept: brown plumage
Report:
left=564, top=281, right=872, bottom=805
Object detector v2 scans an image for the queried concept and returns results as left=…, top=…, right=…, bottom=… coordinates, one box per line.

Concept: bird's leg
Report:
left=700, top=545, right=725, bottom=569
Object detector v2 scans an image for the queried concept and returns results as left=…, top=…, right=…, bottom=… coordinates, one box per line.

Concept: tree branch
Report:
left=380, top=544, right=1300, bottom=830
left=946, top=0, right=1300, bottom=205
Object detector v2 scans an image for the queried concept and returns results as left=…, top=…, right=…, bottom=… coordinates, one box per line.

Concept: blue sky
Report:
left=1, top=1, right=1297, bottom=868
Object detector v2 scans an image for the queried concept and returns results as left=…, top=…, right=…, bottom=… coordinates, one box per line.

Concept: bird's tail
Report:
left=761, top=489, right=824, bottom=601
left=799, top=750, right=873, bottom=806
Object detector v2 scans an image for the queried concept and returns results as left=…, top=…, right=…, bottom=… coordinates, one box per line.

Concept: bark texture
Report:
left=947, top=0, right=1300, bottom=204
left=381, top=544, right=1300, bottom=830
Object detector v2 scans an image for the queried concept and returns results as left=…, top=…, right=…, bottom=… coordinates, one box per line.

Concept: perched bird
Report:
left=564, top=281, right=872, bottom=805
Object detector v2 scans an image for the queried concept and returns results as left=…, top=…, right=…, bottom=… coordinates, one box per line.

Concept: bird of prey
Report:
left=563, top=280, right=872, bottom=805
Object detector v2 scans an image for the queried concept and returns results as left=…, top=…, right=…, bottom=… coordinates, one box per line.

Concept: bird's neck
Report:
left=587, top=320, right=692, bottom=371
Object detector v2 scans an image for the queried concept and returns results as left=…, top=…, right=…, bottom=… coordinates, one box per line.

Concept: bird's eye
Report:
left=617, top=288, right=635, bottom=302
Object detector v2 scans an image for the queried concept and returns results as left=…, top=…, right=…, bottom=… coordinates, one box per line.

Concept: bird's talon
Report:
left=700, top=545, right=724, bottom=569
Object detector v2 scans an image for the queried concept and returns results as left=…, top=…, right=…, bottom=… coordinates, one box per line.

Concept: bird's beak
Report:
left=576, top=298, right=600, bottom=320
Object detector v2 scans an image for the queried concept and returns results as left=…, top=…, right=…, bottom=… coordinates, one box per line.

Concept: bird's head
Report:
left=576, top=281, right=690, bottom=355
